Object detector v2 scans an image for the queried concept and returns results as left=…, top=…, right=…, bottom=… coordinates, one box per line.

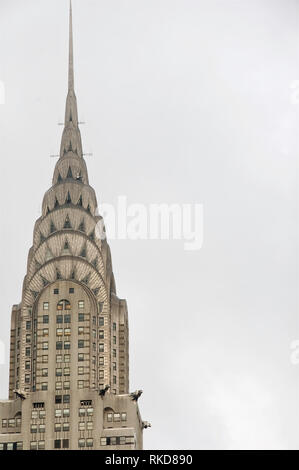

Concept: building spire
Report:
left=68, top=0, right=74, bottom=91
left=59, top=0, right=83, bottom=158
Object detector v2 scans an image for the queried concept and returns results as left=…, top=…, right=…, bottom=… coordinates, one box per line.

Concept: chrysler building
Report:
left=0, top=2, right=146, bottom=450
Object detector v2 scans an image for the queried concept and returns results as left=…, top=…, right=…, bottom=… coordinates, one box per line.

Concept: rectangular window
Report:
left=26, top=334, right=31, bottom=343
left=55, top=423, right=61, bottom=432
left=113, top=336, right=116, bottom=344
left=42, top=368, right=48, bottom=377
left=114, top=413, right=120, bottom=422
left=55, top=409, right=62, bottom=418
left=55, top=395, right=62, bottom=404
left=113, top=322, right=116, bottom=330
left=86, top=421, right=93, bottom=430
left=99, top=343, right=104, bottom=352
left=121, top=413, right=127, bottom=421
left=78, top=301, right=84, bottom=309
left=56, top=341, right=62, bottom=350
left=54, top=289, right=59, bottom=295
left=31, top=424, right=37, bottom=433
left=99, top=356, right=104, bottom=366
left=43, top=329, right=49, bottom=337
left=87, top=408, right=93, bottom=416
left=64, top=314, right=71, bottom=323
left=78, top=326, right=84, bottom=335
left=113, top=362, right=116, bottom=371
left=43, top=302, right=49, bottom=310
left=26, top=321, right=31, bottom=330
left=25, top=360, right=31, bottom=370
left=78, top=422, right=85, bottom=431
left=78, top=380, right=84, bottom=389
left=64, top=367, right=70, bottom=376
left=107, top=413, right=113, bottom=422
left=100, top=438, right=107, bottom=446
left=99, top=316, right=104, bottom=326
left=78, top=367, right=84, bottom=375
left=56, top=315, right=63, bottom=324
left=98, top=302, right=103, bottom=313
left=113, top=349, right=116, bottom=358
left=86, top=438, right=93, bottom=447
left=41, top=383, right=48, bottom=391
left=64, top=341, right=71, bottom=350
left=56, top=382, right=62, bottom=390
left=64, top=381, right=70, bottom=390
left=62, top=439, right=69, bottom=449
left=63, top=409, right=70, bottom=417
left=78, top=408, right=86, bottom=417
left=54, top=440, right=61, bottom=449
left=56, top=368, right=62, bottom=376
left=42, top=342, right=48, bottom=350
left=99, top=330, right=104, bottom=339
left=56, top=328, right=63, bottom=336
left=63, top=395, right=70, bottom=403
left=31, top=410, right=38, bottom=419
left=39, top=424, right=45, bottom=433
left=78, top=353, right=84, bottom=362
left=43, top=315, right=49, bottom=324
left=56, top=354, right=63, bottom=362
left=69, top=288, right=74, bottom=294
left=25, top=347, right=31, bottom=356
left=99, top=370, right=104, bottom=379
left=78, top=313, right=85, bottom=322
left=78, top=439, right=85, bottom=448
left=64, top=328, right=71, bottom=336
left=64, top=354, right=70, bottom=362
left=78, top=340, right=84, bottom=348
left=2, top=419, right=7, bottom=428
left=30, top=441, right=37, bottom=450
left=38, top=441, right=45, bottom=450
left=63, top=423, right=70, bottom=432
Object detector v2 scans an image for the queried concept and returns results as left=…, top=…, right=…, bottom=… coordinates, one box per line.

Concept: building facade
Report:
left=0, top=3, right=146, bottom=451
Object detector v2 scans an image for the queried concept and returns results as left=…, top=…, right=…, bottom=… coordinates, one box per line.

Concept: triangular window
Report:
left=82, top=274, right=90, bottom=285
left=70, top=269, right=76, bottom=280
left=56, top=269, right=62, bottom=280
left=50, top=221, right=56, bottom=234
left=67, top=167, right=73, bottom=179
left=54, top=198, right=59, bottom=209
left=58, top=173, right=63, bottom=183
left=77, top=195, right=83, bottom=207
left=66, top=192, right=72, bottom=204
left=64, top=215, right=71, bottom=229
left=45, top=248, right=53, bottom=261
left=78, top=220, right=85, bottom=232
left=41, top=276, right=49, bottom=287
left=89, top=230, right=95, bottom=242
left=62, top=240, right=71, bottom=256
left=80, top=245, right=87, bottom=258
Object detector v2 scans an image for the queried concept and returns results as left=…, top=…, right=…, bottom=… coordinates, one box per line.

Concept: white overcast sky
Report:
left=0, top=0, right=298, bottom=450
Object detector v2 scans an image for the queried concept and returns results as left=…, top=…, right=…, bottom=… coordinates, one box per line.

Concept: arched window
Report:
left=57, top=300, right=71, bottom=311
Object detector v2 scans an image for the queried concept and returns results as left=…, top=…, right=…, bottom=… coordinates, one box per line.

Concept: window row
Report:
left=30, top=441, right=45, bottom=450
left=78, top=438, right=93, bottom=448
left=2, top=418, right=21, bottom=428
left=31, top=410, right=46, bottom=419
left=106, top=412, right=127, bottom=423
left=54, top=423, right=70, bottom=432
left=0, top=442, right=23, bottom=451
left=100, top=436, right=135, bottom=446
left=43, top=300, right=84, bottom=310
left=31, top=424, right=45, bottom=433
